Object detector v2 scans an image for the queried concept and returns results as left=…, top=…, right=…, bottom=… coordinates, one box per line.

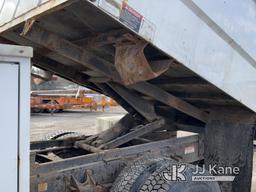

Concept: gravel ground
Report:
left=30, top=106, right=126, bottom=141
left=31, top=106, right=256, bottom=191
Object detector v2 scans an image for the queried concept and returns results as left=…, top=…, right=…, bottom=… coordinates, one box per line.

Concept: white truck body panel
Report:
left=0, top=63, right=19, bottom=192
left=0, top=0, right=255, bottom=112
left=0, top=44, right=32, bottom=192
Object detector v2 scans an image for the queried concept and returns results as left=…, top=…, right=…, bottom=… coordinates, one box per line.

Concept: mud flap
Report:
left=205, top=108, right=255, bottom=192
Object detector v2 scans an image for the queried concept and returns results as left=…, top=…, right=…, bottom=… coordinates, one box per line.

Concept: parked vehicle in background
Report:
left=31, top=90, right=118, bottom=113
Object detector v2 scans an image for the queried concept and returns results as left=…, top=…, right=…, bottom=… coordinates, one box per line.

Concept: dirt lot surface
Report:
left=31, top=106, right=126, bottom=141
left=31, top=107, right=256, bottom=191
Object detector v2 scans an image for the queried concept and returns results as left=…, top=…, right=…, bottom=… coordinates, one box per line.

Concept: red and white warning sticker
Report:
left=99, top=0, right=156, bottom=42
left=119, top=2, right=143, bottom=33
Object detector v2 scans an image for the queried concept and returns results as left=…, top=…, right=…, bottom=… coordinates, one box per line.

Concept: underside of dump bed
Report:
left=0, top=0, right=252, bottom=129
left=1, top=1, right=256, bottom=191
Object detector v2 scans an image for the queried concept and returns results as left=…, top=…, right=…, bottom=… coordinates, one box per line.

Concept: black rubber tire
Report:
left=140, top=162, right=221, bottom=192
left=43, top=130, right=82, bottom=141
left=111, top=157, right=221, bottom=192
left=111, top=155, right=173, bottom=192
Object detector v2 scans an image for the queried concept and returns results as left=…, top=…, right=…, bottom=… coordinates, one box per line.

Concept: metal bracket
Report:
left=67, top=170, right=107, bottom=192
left=115, top=34, right=170, bottom=85
left=99, top=118, right=165, bottom=149
left=21, top=18, right=36, bottom=36
left=75, top=118, right=165, bottom=152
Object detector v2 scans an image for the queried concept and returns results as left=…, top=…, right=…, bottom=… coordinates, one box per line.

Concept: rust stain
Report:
left=115, top=35, right=170, bottom=85
left=38, top=182, right=48, bottom=192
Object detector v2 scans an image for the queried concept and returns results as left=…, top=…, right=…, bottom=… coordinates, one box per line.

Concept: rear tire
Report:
left=111, top=156, right=221, bottom=192
left=140, top=162, right=221, bottom=192
left=111, top=155, right=172, bottom=192
left=43, top=130, right=82, bottom=140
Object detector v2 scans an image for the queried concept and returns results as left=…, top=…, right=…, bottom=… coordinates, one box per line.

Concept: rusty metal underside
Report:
left=0, top=0, right=245, bottom=129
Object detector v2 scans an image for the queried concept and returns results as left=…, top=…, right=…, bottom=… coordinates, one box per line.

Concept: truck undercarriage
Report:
left=0, top=0, right=255, bottom=191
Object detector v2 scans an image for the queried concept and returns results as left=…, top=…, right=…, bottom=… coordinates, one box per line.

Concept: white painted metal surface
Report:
left=0, top=63, right=19, bottom=192
left=0, top=0, right=50, bottom=26
left=0, top=0, right=256, bottom=112
left=96, top=0, right=256, bottom=112
left=0, top=44, right=32, bottom=192
left=0, top=0, right=70, bottom=32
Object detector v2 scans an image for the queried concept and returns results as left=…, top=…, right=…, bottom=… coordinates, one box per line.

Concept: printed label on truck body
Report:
left=98, top=0, right=155, bottom=42
left=185, top=145, right=195, bottom=154
left=119, top=2, right=143, bottom=32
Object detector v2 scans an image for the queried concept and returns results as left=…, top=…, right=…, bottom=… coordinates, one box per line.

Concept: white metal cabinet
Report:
left=0, top=44, right=32, bottom=192
left=0, top=63, right=19, bottom=191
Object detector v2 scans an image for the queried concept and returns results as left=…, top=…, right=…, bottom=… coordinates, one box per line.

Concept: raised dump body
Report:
left=0, top=1, right=256, bottom=192
left=0, top=0, right=256, bottom=114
